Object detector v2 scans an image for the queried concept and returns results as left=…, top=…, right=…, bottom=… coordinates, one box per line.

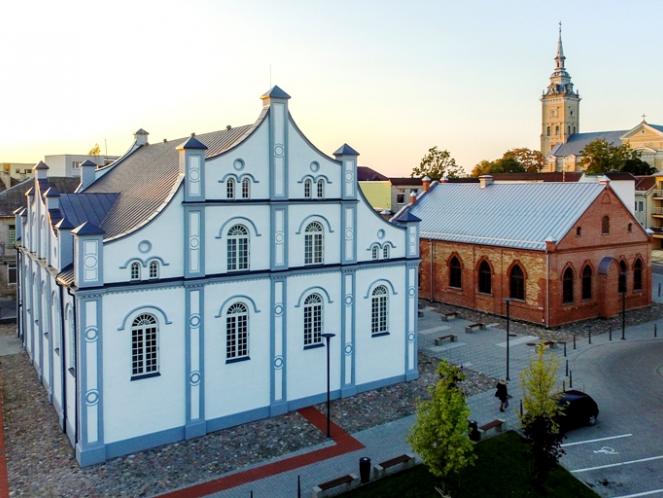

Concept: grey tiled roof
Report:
left=59, top=193, right=119, bottom=229
left=84, top=121, right=259, bottom=239
left=552, top=130, right=627, bottom=157
left=0, top=177, right=79, bottom=216
left=409, top=182, right=605, bottom=250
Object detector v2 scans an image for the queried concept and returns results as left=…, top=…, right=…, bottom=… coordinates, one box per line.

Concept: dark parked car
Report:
left=556, top=389, right=599, bottom=432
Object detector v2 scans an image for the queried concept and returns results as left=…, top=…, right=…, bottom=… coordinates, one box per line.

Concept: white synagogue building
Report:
left=15, top=86, right=421, bottom=466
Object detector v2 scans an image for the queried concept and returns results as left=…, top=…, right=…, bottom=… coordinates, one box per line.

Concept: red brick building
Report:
left=403, top=176, right=652, bottom=327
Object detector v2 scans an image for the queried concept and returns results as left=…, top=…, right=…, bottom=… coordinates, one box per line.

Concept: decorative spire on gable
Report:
left=555, top=21, right=565, bottom=70
left=545, top=22, right=577, bottom=98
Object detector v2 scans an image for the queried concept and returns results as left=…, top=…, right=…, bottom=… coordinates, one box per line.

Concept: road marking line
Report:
left=610, top=489, right=663, bottom=498
left=562, top=433, right=632, bottom=448
left=571, top=454, right=663, bottom=473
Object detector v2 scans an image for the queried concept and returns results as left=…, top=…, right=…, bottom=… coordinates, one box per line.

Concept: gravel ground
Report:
left=425, top=300, right=663, bottom=342
left=317, top=353, right=496, bottom=433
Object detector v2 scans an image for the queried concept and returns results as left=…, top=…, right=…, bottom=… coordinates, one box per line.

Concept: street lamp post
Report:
left=505, top=299, right=510, bottom=381
left=621, top=285, right=626, bottom=340
left=321, top=332, right=336, bottom=438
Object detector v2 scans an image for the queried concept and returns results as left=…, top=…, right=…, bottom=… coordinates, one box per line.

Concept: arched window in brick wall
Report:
left=478, top=260, right=492, bottom=294
left=562, top=267, right=574, bottom=304
left=448, top=256, right=462, bottom=289
left=633, top=258, right=643, bottom=291
left=509, top=264, right=525, bottom=300
left=582, top=265, right=592, bottom=300
left=602, top=216, right=610, bottom=235
left=618, top=260, right=627, bottom=294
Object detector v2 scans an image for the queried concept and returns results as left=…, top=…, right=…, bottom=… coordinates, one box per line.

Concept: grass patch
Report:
left=341, top=432, right=598, bottom=498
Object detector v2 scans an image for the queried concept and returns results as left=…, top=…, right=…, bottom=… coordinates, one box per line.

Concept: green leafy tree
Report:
left=411, top=146, right=465, bottom=179
left=408, top=361, right=476, bottom=490
left=579, top=139, right=642, bottom=174
left=519, top=345, right=565, bottom=487
left=470, top=156, right=525, bottom=177
left=622, top=157, right=656, bottom=175
left=503, top=148, right=545, bottom=173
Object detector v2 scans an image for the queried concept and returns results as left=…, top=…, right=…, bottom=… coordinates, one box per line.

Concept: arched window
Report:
left=567, top=125, right=571, bottom=136
left=371, top=285, right=389, bottom=336
left=241, top=178, right=250, bottom=199
left=627, top=222, right=632, bottom=233
left=448, top=256, right=462, bottom=289
left=304, top=179, right=312, bottom=199
left=371, top=245, right=379, bottom=260
left=573, top=126, right=576, bottom=134
left=633, top=258, right=643, bottom=291
left=304, top=222, right=324, bottom=265
left=582, top=265, right=592, bottom=300
left=602, top=216, right=610, bottom=234
left=303, top=293, right=323, bottom=346
left=618, top=260, right=627, bottom=293
left=383, top=245, right=390, bottom=259
left=546, top=126, right=550, bottom=137
left=227, top=224, right=249, bottom=271
left=509, top=264, right=525, bottom=300
left=555, top=125, right=559, bottom=136
left=130, top=262, right=141, bottom=281
left=317, top=179, right=324, bottom=198
left=226, top=178, right=235, bottom=199
left=562, top=267, right=574, bottom=304
left=149, top=261, right=159, bottom=279
left=131, top=314, right=158, bottom=377
left=478, top=260, right=492, bottom=294
left=226, top=303, right=249, bottom=361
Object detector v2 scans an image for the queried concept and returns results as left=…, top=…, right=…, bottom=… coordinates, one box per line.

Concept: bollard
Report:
left=588, top=329, right=592, bottom=344
left=563, top=380, right=566, bottom=392
left=609, top=326, right=612, bottom=341
left=659, top=282, right=661, bottom=297
left=573, top=334, right=576, bottom=350
left=297, top=475, right=301, bottom=498
left=569, top=370, right=573, bottom=388
left=563, top=341, right=567, bottom=357
left=519, top=399, right=523, bottom=418
left=621, top=324, right=625, bottom=341
left=250, top=491, right=253, bottom=498
left=656, top=324, right=658, bottom=338
left=565, top=359, right=568, bottom=377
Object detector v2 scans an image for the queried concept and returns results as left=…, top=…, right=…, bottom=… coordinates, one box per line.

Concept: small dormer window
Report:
left=149, top=261, right=159, bottom=279
left=304, top=179, right=312, bottom=199
left=317, top=179, right=324, bottom=198
left=227, top=178, right=235, bottom=199
left=241, top=178, right=250, bottom=199
left=131, top=262, right=141, bottom=281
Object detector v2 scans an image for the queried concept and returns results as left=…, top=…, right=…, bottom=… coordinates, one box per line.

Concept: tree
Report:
left=470, top=156, right=525, bottom=177
left=503, top=148, right=544, bottom=173
left=579, top=139, right=641, bottom=175
left=408, top=361, right=476, bottom=490
left=88, top=143, right=101, bottom=156
left=622, top=157, right=656, bottom=175
left=411, top=146, right=464, bottom=179
left=519, top=344, right=565, bottom=487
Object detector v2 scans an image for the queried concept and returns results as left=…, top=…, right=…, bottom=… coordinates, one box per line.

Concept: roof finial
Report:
left=641, top=113, right=647, bottom=122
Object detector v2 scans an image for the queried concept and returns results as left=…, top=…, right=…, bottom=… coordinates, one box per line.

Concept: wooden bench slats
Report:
left=479, top=419, right=505, bottom=431
left=318, top=475, right=353, bottom=490
left=379, top=454, right=413, bottom=468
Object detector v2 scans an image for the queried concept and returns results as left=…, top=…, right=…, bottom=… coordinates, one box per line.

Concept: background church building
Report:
left=15, top=87, right=421, bottom=466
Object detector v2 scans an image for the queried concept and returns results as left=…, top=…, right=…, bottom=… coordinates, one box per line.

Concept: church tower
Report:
left=540, top=23, right=580, bottom=154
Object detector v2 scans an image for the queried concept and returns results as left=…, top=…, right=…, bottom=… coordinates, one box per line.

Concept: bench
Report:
left=312, top=474, right=360, bottom=498
left=373, top=453, right=416, bottom=478
left=478, top=418, right=505, bottom=436
left=465, top=322, right=486, bottom=333
left=441, top=312, right=458, bottom=322
left=434, top=334, right=457, bottom=346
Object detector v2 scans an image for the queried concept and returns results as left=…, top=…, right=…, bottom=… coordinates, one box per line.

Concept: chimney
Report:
left=44, top=187, right=60, bottom=210
left=34, top=161, right=49, bottom=180
left=80, top=159, right=97, bottom=190
left=422, top=176, right=431, bottom=192
left=545, top=237, right=556, bottom=253
left=599, top=177, right=610, bottom=187
left=409, top=191, right=417, bottom=205
left=479, top=175, right=494, bottom=189
left=134, top=128, right=149, bottom=146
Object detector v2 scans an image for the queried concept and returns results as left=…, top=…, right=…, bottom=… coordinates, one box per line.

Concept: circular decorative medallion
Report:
left=408, top=332, right=416, bottom=341
left=274, top=304, right=284, bottom=316
left=85, top=389, right=100, bottom=406
left=274, top=144, right=284, bottom=158
left=377, top=229, right=385, bottom=240
left=84, top=326, right=98, bottom=342
left=84, top=255, right=97, bottom=268
left=190, top=371, right=201, bottom=385
left=189, top=314, right=201, bottom=328
left=309, top=161, right=320, bottom=173
left=344, top=343, right=353, bottom=356
left=233, top=158, right=245, bottom=171
left=138, top=240, right=152, bottom=253
left=408, top=287, right=416, bottom=296
left=189, top=236, right=200, bottom=249
left=275, top=232, right=284, bottom=244
left=189, top=169, right=200, bottom=181
left=344, top=295, right=353, bottom=305
left=273, top=355, right=284, bottom=369
left=345, top=228, right=353, bottom=240
left=345, top=172, right=353, bottom=182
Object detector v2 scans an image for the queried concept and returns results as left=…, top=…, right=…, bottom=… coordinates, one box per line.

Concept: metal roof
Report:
left=0, top=177, right=79, bottom=216
left=409, top=182, right=606, bottom=250
left=552, top=130, right=627, bottom=157
left=59, top=192, right=118, bottom=229
left=357, top=166, right=388, bottom=181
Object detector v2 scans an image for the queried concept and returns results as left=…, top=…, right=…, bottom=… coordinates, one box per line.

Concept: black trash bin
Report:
left=359, top=457, right=371, bottom=483
left=468, top=420, right=481, bottom=442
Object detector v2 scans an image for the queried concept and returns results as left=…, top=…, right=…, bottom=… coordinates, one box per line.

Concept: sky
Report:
left=2, top=0, right=662, bottom=176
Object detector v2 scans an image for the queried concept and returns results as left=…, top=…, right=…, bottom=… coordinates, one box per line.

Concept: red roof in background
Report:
left=635, top=175, right=656, bottom=191
left=491, top=172, right=583, bottom=182
left=357, top=166, right=389, bottom=181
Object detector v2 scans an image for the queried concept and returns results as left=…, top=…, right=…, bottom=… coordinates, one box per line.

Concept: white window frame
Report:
left=371, top=245, right=379, bottom=260
left=226, top=302, right=249, bottom=361
left=227, top=224, right=249, bottom=271
left=241, top=177, right=250, bottom=199
left=303, top=293, right=323, bottom=346
left=304, top=179, right=312, bottom=198
left=317, top=179, right=324, bottom=198
left=8, top=224, right=15, bottom=247
left=130, top=262, right=141, bottom=281
left=131, top=313, right=159, bottom=378
left=304, top=222, right=324, bottom=265
left=382, top=245, right=390, bottom=259
left=7, top=263, right=16, bottom=285
left=227, top=178, right=235, bottom=199
left=148, top=260, right=159, bottom=279
left=371, top=285, right=389, bottom=336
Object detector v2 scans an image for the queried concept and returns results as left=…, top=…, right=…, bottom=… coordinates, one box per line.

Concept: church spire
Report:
left=555, top=22, right=565, bottom=69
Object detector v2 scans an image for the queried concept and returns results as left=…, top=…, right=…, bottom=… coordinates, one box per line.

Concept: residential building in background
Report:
left=634, top=176, right=656, bottom=229
left=15, top=86, right=420, bottom=466
left=0, top=162, right=33, bottom=189
left=402, top=175, right=651, bottom=327
left=357, top=166, right=391, bottom=211
left=43, top=154, right=118, bottom=177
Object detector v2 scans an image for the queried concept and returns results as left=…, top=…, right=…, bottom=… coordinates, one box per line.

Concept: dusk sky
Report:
left=2, top=0, right=662, bottom=176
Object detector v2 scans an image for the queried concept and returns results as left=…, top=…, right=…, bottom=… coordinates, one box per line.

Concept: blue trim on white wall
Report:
left=294, top=286, right=334, bottom=307
left=214, top=294, right=261, bottom=316
left=184, top=284, right=206, bottom=439
left=183, top=206, right=205, bottom=278
left=295, top=215, right=334, bottom=235
left=117, top=305, right=173, bottom=331
left=214, top=217, right=262, bottom=239
left=269, top=275, right=288, bottom=415
left=183, top=150, right=206, bottom=202
left=119, top=256, right=171, bottom=269
left=270, top=206, right=288, bottom=270
left=296, top=174, right=333, bottom=184
left=363, top=278, right=398, bottom=298
left=218, top=172, right=261, bottom=184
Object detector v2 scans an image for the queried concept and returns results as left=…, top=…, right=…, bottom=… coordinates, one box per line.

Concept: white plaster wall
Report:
left=285, top=272, right=341, bottom=401
left=611, top=181, right=635, bottom=215
left=204, top=205, right=271, bottom=275
left=101, top=288, right=185, bottom=444
left=287, top=121, right=341, bottom=200
left=50, top=286, right=63, bottom=412
left=355, top=192, right=406, bottom=262
left=204, top=121, right=269, bottom=200
left=63, top=291, right=76, bottom=438
left=204, top=279, right=271, bottom=419
left=103, top=189, right=185, bottom=284
left=354, top=266, right=406, bottom=385
left=287, top=204, right=340, bottom=267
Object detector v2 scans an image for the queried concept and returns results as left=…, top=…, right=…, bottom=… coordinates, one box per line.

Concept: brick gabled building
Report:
left=400, top=175, right=652, bottom=327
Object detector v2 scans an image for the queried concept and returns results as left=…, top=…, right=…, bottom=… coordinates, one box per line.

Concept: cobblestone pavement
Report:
left=425, top=300, right=663, bottom=341
left=316, top=353, right=496, bottom=433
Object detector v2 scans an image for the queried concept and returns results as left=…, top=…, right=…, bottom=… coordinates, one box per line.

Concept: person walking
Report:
left=495, top=379, right=509, bottom=412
